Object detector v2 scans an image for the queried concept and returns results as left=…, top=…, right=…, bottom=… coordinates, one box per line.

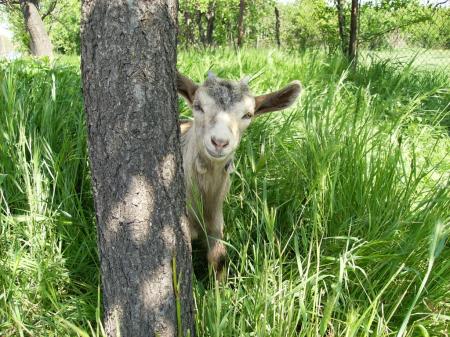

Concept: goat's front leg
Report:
left=206, top=218, right=226, bottom=281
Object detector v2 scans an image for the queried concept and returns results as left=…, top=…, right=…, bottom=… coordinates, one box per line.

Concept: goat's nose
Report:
left=211, top=136, right=229, bottom=150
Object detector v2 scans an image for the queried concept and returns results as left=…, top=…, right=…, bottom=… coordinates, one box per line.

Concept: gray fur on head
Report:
left=204, top=77, right=250, bottom=110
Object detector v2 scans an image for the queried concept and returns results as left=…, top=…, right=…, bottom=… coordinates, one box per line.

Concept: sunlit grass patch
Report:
left=362, top=48, right=450, bottom=72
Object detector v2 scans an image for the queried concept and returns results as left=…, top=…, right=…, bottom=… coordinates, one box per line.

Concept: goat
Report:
left=177, top=71, right=301, bottom=280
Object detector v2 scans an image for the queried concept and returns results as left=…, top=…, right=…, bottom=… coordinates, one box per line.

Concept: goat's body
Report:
left=181, top=122, right=229, bottom=273
left=176, top=73, right=301, bottom=280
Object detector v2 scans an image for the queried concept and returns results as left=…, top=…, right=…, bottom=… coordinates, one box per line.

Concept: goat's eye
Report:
left=194, top=103, right=204, bottom=113
left=242, top=112, right=252, bottom=119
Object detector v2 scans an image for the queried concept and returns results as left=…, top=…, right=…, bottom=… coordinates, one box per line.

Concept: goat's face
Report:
left=178, top=72, right=301, bottom=162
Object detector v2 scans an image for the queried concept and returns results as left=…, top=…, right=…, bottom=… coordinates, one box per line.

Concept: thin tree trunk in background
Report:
left=227, top=21, right=234, bottom=47
left=237, top=0, right=245, bottom=47
left=196, top=10, right=206, bottom=46
left=348, top=0, right=359, bottom=63
left=335, top=0, right=347, bottom=55
left=183, top=11, right=195, bottom=44
left=205, top=3, right=215, bottom=45
left=19, top=0, right=53, bottom=57
left=81, top=0, right=195, bottom=336
left=274, top=6, right=280, bottom=48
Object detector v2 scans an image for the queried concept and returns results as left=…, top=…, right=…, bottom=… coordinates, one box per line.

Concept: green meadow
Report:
left=1, top=49, right=449, bottom=336
left=363, top=49, right=450, bottom=71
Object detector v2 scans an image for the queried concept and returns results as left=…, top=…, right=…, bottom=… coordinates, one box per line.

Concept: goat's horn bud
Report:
left=241, top=76, right=251, bottom=85
left=207, top=70, right=217, bottom=79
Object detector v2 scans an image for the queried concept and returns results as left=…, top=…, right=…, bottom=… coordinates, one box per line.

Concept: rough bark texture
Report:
left=274, top=6, right=280, bottom=49
left=335, top=0, right=347, bottom=55
left=80, top=1, right=195, bottom=336
left=237, top=0, right=245, bottom=48
left=348, top=0, right=359, bottom=62
left=19, top=0, right=53, bottom=57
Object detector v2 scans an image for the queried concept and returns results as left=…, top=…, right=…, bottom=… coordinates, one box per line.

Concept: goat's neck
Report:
left=195, top=151, right=232, bottom=176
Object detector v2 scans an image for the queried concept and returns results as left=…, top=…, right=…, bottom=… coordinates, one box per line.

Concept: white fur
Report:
left=177, top=74, right=301, bottom=279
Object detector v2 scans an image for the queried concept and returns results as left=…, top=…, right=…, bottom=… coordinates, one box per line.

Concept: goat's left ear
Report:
left=254, top=81, right=302, bottom=116
left=177, top=72, right=198, bottom=106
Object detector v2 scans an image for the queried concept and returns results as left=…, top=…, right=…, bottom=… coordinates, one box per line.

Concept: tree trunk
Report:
left=237, top=0, right=245, bottom=47
left=205, top=3, right=215, bottom=45
left=183, top=10, right=195, bottom=44
left=348, top=0, right=359, bottom=63
left=81, top=1, right=195, bottom=336
left=274, top=6, right=280, bottom=48
left=335, top=0, right=347, bottom=55
left=196, top=10, right=206, bottom=46
left=19, top=0, right=53, bottom=57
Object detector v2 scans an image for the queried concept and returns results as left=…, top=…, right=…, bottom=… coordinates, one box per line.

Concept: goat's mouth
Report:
left=205, top=147, right=228, bottom=160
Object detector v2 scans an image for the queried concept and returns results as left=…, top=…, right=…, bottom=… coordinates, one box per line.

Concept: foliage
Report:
left=2, top=0, right=80, bottom=55
left=280, top=0, right=339, bottom=50
left=2, top=0, right=449, bottom=53
left=1, top=49, right=449, bottom=336
left=178, top=0, right=276, bottom=47
left=278, top=0, right=449, bottom=52
left=178, top=0, right=450, bottom=51
left=45, top=0, right=81, bottom=54
left=359, top=1, right=450, bottom=50
left=2, top=5, right=30, bottom=53
left=403, top=7, right=450, bottom=49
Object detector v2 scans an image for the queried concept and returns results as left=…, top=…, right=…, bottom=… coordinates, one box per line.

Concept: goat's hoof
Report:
left=207, top=251, right=227, bottom=282
left=216, top=254, right=227, bottom=281
left=215, top=268, right=226, bottom=283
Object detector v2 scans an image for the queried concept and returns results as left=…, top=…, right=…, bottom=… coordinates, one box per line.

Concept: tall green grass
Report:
left=1, top=49, right=449, bottom=336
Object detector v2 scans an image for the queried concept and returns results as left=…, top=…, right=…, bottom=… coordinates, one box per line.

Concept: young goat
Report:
left=177, top=72, right=301, bottom=279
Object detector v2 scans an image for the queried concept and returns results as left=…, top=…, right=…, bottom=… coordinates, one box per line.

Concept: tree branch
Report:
left=0, top=0, right=21, bottom=5
left=360, top=15, right=431, bottom=41
left=432, top=0, right=449, bottom=7
left=41, top=0, right=57, bottom=20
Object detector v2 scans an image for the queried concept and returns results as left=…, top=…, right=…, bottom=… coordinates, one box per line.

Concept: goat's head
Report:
left=177, top=71, right=301, bottom=161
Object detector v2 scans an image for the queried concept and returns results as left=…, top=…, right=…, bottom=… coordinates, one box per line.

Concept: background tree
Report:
left=237, top=0, right=245, bottom=47
left=348, top=0, right=358, bottom=62
left=81, top=0, right=195, bottom=336
left=2, top=0, right=448, bottom=55
left=205, top=1, right=215, bottom=45
left=179, top=0, right=222, bottom=46
left=1, top=0, right=53, bottom=56
left=244, top=0, right=276, bottom=47
left=45, top=0, right=80, bottom=54
left=274, top=5, right=280, bottom=48
left=280, top=0, right=338, bottom=50
left=335, top=0, right=347, bottom=54
left=2, top=0, right=80, bottom=54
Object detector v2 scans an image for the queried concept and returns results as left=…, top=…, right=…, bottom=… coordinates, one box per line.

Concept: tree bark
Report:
left=335, top=0, right=347, bottom=55
left=19, top=0, right=53, bottom=57
left=237, top=0, right=245, bottom=48
left=348, top=0, right=359, bottom=63
left=81, top=1, right=195, bottom=337
left=274, top=6, right=280, bottom=49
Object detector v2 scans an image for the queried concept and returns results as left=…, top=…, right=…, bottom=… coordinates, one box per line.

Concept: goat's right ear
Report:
left=177, top=72, right=198, bottom=106
left=254, top=81, right=302, bottom=115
